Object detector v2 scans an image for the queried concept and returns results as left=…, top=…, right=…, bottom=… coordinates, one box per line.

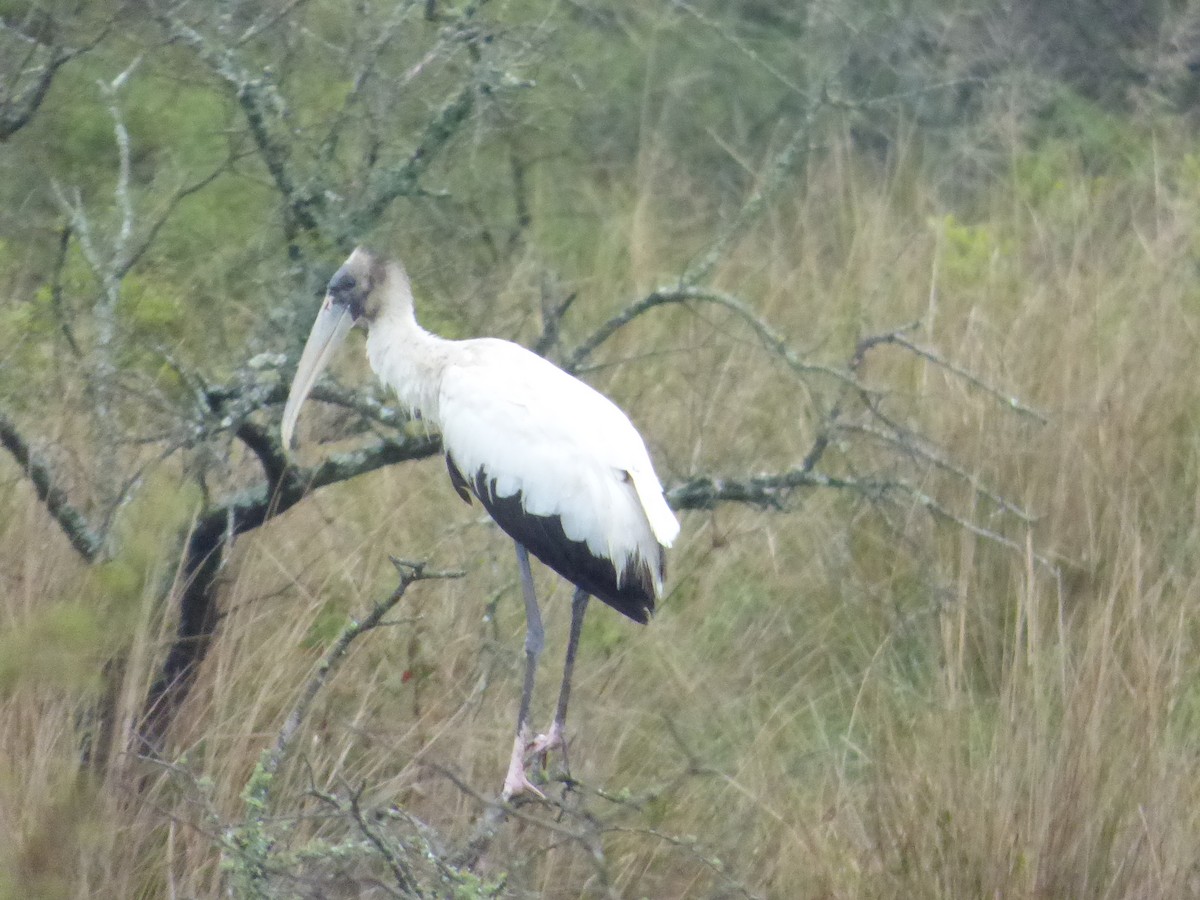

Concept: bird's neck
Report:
left=366, top=307, right=449, bottom=425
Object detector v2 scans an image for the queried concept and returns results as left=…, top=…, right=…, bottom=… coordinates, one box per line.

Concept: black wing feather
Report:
left=446, top=453, right=472, bottom=503
left=446, top=453, right=656, bottom=623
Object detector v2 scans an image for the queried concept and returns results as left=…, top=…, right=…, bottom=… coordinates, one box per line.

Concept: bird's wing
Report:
left=438, top=339, right=675, bottom=561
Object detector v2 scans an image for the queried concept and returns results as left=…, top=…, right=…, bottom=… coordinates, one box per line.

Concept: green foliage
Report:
left=0, top=474, right=200, bottom=696
left=934, top=212, right=1015, bottom=294
left=304, top=599, right=352, bottom=649
left=450, top=869, right=507, bottom=899
left=0, top=290, right=60, bottom=404
left=105, top=474, right=201, bottom=582
left=1009, top=90, right=1146, bottom=220
left=0, top=598, right=102, bottom=695
left=223, top=751, right=278, bottom=898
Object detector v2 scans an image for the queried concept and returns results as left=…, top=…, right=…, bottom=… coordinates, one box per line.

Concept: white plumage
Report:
left=281, top=247, right=679, bottom=799
left=438, top=341, right=676, bottom=581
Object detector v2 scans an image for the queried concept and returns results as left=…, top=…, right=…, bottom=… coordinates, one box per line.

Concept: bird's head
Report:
left=280, top=246, right=412, bottom=448
left=323, top=246, right=405, bottom=323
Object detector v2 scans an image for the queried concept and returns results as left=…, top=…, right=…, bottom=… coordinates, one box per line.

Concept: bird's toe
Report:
left=526, top=721, right=566, bottom=761
left=502, top=732, right=547, bottom=802
left=501, top=767, right=546, bottom=802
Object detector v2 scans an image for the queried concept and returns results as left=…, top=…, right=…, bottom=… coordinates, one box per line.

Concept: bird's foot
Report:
left=526, top=720, right=565, bottom=762
left=526, top=720, right=576, bottom=796
left=501, top=761, right=546, bottom=802
left=501, top=733, right=546, bottom=802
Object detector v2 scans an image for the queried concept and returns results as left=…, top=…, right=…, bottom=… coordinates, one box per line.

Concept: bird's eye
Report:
left=328, top=268, right=357, bottom=296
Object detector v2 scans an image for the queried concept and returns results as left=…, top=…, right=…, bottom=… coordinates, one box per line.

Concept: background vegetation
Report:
left=6, top=0, right=1200, bottom=896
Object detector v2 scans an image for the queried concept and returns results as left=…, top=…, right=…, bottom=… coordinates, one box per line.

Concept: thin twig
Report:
left=248, top=557, right=464, bottom=809
left=679, top=99, right=821, bottom=288
left=426, top=762, right=582, bottom=869
left=565, top=285, right=853, bottom=387
left=346, top=785, right=423, bottom=896
left=48, top=223, right=81, bottom=356
left=888, top=333, right=1048, bottom=423
left=839, top=421, right=1037, bottom=523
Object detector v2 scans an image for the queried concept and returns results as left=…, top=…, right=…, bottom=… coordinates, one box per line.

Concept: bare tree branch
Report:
left=0, top=12, right=108, bottom=141
left=840, top=420, right=1037, bottom=522
left=532, top=280, right=577, bottom=359
left=157, top=2, right=493, bottom=253
left=0, top=409, right=102, bottom=563
left=140, top=425, right=442, bottom=751
left=886, top=332, right=1048, bottom=423
left=343, top=785, right=424, bottom=896
left=357, top=81, right=477, bottom=229
left=255, top=558, right=462, bottom=800
left=48, top=223, right=82, bottom=356
left=228, top=559, right=463, bottom=896
left=666, top=467, right=855, bottom=510
left=236, top=0, right=311, bottom=47
left=116, top=154, right=242, bottom=280
left=0, top=45, right=70, bottom=140
left=565, top=285, right=854, bottom=384
left=154, top=13, right=320, bottom=241
left=679, top=107, right=819, bottom=289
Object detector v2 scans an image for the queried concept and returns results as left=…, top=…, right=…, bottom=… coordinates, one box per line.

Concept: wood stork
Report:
left=281, top=247, right=679, bottom=799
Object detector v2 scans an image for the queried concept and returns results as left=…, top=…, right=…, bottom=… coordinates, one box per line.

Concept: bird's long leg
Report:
left=502, top=542, right=546, bottom=800
left=529, top=588, right=589, bottom=776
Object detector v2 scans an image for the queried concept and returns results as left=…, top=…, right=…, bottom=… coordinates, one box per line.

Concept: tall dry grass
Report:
left=7, top=127, right=1200, bottom=897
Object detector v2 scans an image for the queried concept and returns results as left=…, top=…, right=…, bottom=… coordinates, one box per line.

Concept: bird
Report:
left=281, top=247, right=680, bottom=799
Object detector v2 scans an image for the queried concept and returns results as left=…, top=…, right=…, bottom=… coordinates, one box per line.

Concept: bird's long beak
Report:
left=280, top=297, right=355, bottom=449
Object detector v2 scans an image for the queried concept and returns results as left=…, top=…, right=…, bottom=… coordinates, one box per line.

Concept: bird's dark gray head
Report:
left=326, top=246, right=411, bottom=325
left=282, top=246, right=411, bottom=448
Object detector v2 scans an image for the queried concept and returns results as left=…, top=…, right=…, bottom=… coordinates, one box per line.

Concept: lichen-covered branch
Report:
left=157, top=3, right=491, bottom=252
left=0, top=13, right=106, bottom=141
left=153, top=13, right=320, bottom=241
left=251, top=559, right=461, bottom=804
left=0, top=409, right=102, bottom=563
left=885, top=332, right=1048, bottom=423
left=140, top=425, right=441, bottom=750
left=565, top=284, right=855, bottom=385
left=357, top=81, right=477, bottom=230
left=667, top=468, right=858, bottom=511
left=0, top=48, right=69, bottom=139
left=679, top=110, right=817, bottom=289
